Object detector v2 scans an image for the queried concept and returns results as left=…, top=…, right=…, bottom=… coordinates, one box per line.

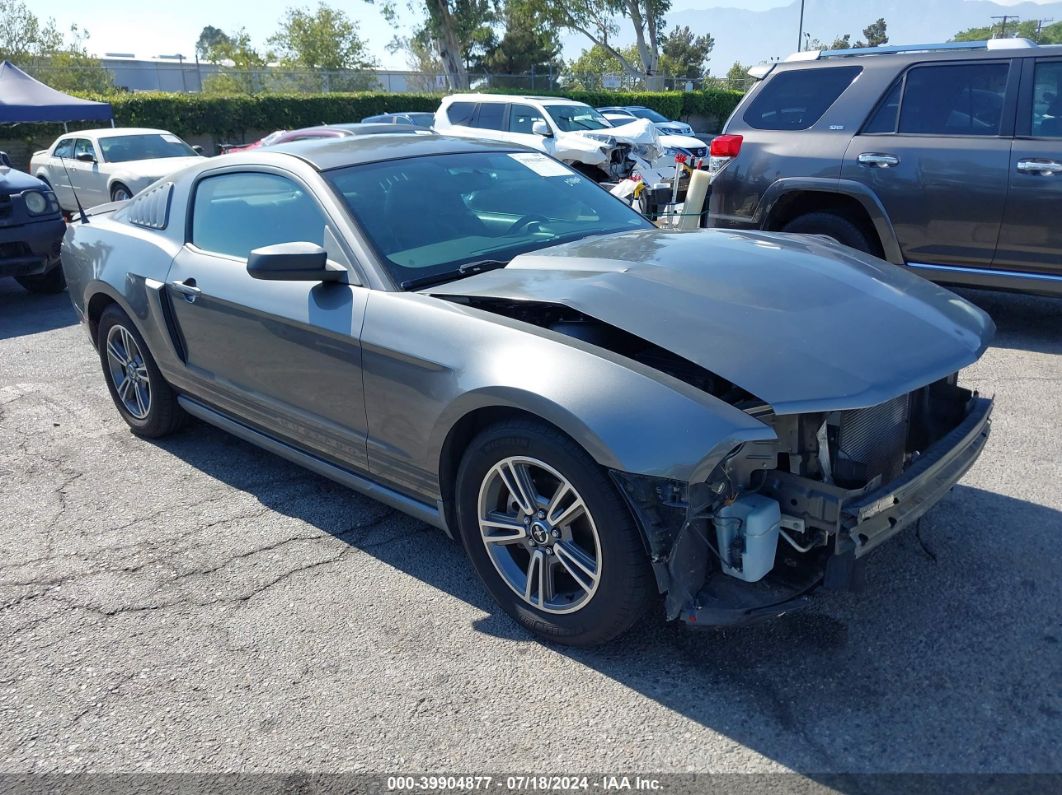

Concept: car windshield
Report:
left=98, top=133, right=196, bottom=163
left=629, top=107, right=669, bottom=123
left=407, top=113, right=436, bottom=126
left=545, top=105, right=612, bottom=131
left=326, top=150, right=651, bottom=289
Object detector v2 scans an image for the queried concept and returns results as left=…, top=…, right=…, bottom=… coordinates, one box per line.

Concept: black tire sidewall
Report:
left=455, top=421, right=654, bottom=646
left=782, top=211, right=874, bottom=255
left=97, top=305, right=182, bottom=437
left=111, top=184, right=131, bottom=202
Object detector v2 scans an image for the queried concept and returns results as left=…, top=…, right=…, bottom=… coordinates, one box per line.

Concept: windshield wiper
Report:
left=400, top=259, right=509, bottom=291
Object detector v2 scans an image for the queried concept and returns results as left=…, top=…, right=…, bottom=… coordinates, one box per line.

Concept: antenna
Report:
left=57, top=154, right=90, bottom=225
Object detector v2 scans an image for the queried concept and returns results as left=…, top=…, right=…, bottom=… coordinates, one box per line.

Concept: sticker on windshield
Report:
left=508, top=152, right=571, bottom=177
left=161, top=134, right=182, bottom=143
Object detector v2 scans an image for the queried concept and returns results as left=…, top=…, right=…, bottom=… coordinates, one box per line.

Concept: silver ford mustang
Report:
left=61, top=132, right=994, bottom=646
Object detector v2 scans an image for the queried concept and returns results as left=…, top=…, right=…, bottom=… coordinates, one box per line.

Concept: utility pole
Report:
left=797, top=0, right=806, bottom=51
left=991, top=15, right=1018, bottom=38
left=1035, top=18, right=1054, bottom=42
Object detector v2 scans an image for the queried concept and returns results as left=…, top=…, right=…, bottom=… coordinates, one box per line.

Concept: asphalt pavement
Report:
left=0, top=278, right=1059, bottom=779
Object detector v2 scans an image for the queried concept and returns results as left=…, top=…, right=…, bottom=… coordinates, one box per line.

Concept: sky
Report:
left=28, top=0, right=1058, bottom=72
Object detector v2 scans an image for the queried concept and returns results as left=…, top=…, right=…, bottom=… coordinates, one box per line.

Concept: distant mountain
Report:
left=562, top=0, right=1062, bottom=75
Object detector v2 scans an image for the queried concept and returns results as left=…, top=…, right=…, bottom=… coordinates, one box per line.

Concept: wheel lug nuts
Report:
left=550, top=528, right=560, bottom=538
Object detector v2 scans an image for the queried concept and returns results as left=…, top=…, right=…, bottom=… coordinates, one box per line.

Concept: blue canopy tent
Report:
left=0, top=60, right=112, bottom=125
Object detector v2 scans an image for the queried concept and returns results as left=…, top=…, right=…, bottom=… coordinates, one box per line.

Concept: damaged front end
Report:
left=613, top=377, right=992, bottom=628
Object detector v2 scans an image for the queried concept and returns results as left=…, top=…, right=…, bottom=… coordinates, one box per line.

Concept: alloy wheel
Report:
left=105, top=324, right=151, bottom=419
left=477, top=456, right=602, bottom=614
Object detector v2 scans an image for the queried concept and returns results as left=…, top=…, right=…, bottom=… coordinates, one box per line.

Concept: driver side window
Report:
left=74, top=139, right=95, bottom=160
left=53, top=139, right=75, bottom=158
left=191, top=172, right=328, bottom=260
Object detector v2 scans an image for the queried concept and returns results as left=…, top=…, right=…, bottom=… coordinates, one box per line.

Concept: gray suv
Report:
left=708, top=39, right=1062, bottom=297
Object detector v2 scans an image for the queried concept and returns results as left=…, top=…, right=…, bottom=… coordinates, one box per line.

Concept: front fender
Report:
left=757, top=177, right=904, bottom=265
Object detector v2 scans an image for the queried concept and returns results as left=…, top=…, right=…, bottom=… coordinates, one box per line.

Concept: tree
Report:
left=567, top=42, right=639, bottom=88
left=268, top=3, right=377, bottom=71
left=0, top=0, right=113, bottom=93
left=201, top=28, right=270, bottom=94
left=859, top=17, right=888, bottom=48
left=953, top=19, right=1062, bottom=44
left=195, top=26, right=231, bottom=60
left=473, top=0, right=562, bottom=86
left=725, top=60, right=749, bottom=89
left=658, top=24, right=713, bottom=81
left=806, top=34, right=850, bottom=51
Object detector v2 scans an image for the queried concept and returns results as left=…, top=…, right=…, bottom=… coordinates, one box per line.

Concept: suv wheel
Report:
left=455, top=419, right=655, bottom=647
left=781, top=211, right=876, bottom=255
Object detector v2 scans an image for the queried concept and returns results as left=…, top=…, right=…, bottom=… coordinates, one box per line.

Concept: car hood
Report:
left=429, top=229, right=994, bottom=415
left=659, top=132, right=705, bottom=150
left=0, top=166, right=47, bottom=194
left=110, top=156, right=204, bottom=179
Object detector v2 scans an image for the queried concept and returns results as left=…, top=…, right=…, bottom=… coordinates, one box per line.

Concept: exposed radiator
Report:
left=833, top=393, right=911, bottom=486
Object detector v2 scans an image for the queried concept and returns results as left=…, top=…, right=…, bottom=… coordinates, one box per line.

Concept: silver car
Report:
left=61, top=132, right=994, bottom=646
left=30, top=127, right=204, bottom=210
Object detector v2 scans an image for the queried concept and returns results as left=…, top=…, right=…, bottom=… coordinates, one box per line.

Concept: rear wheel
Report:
left=455, top=419, right=655, bottom=647
left=97, top=304, right=185, bottom=437
left=16, top=263, right=65, bottom=294
left=110, top=183, right=132, bottom=202
left=781, top=211, right=877, bottom=255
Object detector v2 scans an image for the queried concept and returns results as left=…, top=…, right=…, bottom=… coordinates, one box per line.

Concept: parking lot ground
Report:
left=0, top=278, right=1060, bottom=776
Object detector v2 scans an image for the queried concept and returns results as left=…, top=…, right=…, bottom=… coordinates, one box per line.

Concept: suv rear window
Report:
left=743, top=66, right=861, bottom=130
left=446, top=101, right=476, bottom=126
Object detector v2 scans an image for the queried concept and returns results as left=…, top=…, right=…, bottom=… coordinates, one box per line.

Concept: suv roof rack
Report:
left=785, top=38, right=1037, bottom=62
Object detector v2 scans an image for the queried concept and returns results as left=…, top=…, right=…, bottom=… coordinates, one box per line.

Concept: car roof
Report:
left=267, top=132, right=527, bottom=170
left=443, top=93, right=589, bottom=107
left=61, top=128, right=173, bottom=139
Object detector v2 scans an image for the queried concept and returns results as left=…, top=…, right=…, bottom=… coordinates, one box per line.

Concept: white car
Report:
left=30, top=128, right=204, bottom=211
left=434, top=94, right=705, bottom=182
left=597, top=106, right=696, bottom=137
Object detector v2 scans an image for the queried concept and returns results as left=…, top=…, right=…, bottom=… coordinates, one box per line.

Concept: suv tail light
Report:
left=709, top=134, right=743, bottom=158
left=708, top=134, right=742, bottom=175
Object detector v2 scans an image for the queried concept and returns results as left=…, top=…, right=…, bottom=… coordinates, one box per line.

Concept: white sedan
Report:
left=30, top=128, right=204, bottom=211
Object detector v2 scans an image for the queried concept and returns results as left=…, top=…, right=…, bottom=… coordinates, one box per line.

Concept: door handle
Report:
left=857, top=152, right=899, bottom=168
left=1016, top=158, right=1062, bottom=175
left=170, top=278, right=201, bottom=303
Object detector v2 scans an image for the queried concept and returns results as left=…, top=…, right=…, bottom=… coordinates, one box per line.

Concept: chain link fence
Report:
left=32, top=61, right=754, bottom=96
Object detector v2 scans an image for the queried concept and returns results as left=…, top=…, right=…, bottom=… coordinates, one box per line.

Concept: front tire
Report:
left=97, top=304, right=185, bottom=438
left=16, top=263, right=66, bottom=294
left=455, top=419, right=655, bottom=647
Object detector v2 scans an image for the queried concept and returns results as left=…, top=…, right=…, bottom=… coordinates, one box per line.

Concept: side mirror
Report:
left=247, top=242, right=345, bottom=282
left=0, top=151, right=11, bottom=168
left=192, top=145, right=204, bottom=155
left=531, top=120, right=553, bottom=137
left=75, top=152, right=96, bottom=163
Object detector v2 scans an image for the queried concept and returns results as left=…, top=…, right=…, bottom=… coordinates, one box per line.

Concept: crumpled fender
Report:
left=548, top=133, right=610, bottom=166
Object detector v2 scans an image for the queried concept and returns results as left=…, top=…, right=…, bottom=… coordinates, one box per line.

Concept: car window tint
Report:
left=191, top=172, right=327, bottom=260
left=509, top=104, right=545, bottom=133
left=863, top=79, right=902, bottom=134
left=53, top=139, right=75, bottom=158
left=446, top=101, right=476, bottom=125
left=1031, top=61, right=1062, bottom=137
left=474, top=103, right=506, bottom=130
left=744, top=66, right=861, bottom=130
left=898, top=62, right=1009, bottom=136
left=74, top=139, right=94, bottom=159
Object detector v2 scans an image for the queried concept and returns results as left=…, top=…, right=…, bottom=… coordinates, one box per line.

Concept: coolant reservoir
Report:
left=714, top=494, right=782, bottom=583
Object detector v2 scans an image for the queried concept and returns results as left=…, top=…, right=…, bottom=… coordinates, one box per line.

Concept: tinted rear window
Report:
left=474, top=103, right=506, bottom=130
left=446, top=101, right=476, bottom=126
left=898, top=62, right=1009, bottom=136
left=743, top=66, right=862, bottom=130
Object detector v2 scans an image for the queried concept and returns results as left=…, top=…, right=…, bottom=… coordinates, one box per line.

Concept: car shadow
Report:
left=955, top=287, right=1062, bottom=355
left=150, top=422, right=1062, bottom=778
left=0, top=278, right=77, bottom=340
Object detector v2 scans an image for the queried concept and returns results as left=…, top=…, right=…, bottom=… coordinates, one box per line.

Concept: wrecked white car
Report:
left=435, top=93, right=704, bottom=182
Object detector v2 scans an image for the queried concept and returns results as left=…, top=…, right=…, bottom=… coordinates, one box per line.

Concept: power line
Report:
left=991, top=15, right=1019, bottom=37
left=1035, top=18, right=1054, bottom=42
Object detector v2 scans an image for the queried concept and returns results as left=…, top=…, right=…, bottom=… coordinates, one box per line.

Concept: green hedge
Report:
left=10, top=87, right=743, bottom=143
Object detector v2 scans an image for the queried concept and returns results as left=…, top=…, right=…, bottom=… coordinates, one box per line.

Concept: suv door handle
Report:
left=857, top=152, right=899, bottom=168
left=170, top=278, right=201, bottom=303
left=1016, top=158, right=1062, bottom=175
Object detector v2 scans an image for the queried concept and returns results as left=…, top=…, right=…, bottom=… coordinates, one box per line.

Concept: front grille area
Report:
left=0, top=194, right=12, bottom=219
left=833, top=393, right=910, bottom=487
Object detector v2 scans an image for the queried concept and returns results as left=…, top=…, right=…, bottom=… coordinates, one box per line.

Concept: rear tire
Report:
left=781, top=211, right=877, bottom=255
left=16, top=263, right=66, bottom=294
left=97, top=304, right=186, bottom=438
left=110, top=183, right=132, bottom=202
left=455, top=418, right=655, bottom=647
